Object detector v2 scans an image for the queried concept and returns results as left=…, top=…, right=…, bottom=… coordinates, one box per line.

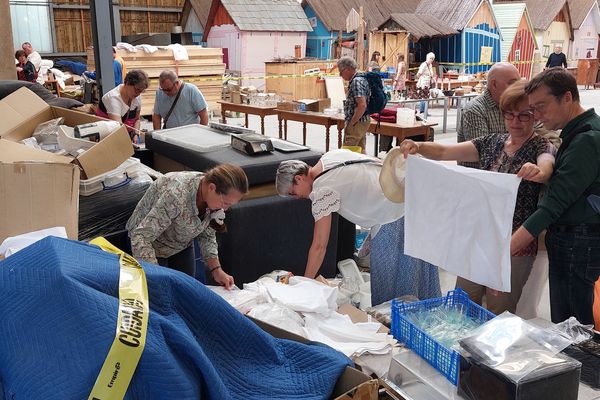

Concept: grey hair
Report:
left=426, top=52, right=435, bottom=61
left=159, top=70, right=178, bottom=83
left=337, top=56, right=358, bottom=72
left=275, top=160, right=309, bottom=196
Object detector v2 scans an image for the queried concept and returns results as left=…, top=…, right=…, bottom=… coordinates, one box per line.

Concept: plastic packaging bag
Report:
left=458, top=312, right=572, bottom=383
left=553, top=316, right=595, bottom=344
left=32, top=117, right=64, bottom=148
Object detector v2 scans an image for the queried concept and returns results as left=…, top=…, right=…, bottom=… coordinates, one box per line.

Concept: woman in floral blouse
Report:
left=126, top=164, right=248, bottom=288
left=399, top=79, right=557, bottom=314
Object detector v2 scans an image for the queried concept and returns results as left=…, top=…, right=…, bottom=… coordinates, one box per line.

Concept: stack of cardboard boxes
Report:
left=0, top=88, right=133, bottom=245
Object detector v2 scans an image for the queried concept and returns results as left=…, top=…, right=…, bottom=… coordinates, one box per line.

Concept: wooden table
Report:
left=276, top=109, right=340, bottom=151
left=332, top=118, right=438, bottom=155
left=218, top=101, right=278, bottom=135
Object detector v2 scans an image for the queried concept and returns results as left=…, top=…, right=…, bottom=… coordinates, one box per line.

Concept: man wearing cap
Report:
left=511, top=68, right=600, bottom=326
left=275, top=149, right=440, bottom=305
left=457, top=62, right=521, bottom=168
left=152, top=70, right=209, bottom=130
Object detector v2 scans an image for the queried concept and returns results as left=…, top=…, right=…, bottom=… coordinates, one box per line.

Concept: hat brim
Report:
left=379, top=147, right=407, bottom=203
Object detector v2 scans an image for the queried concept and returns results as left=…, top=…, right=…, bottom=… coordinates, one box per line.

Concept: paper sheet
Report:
left=404, top=156, right=521, bottom=292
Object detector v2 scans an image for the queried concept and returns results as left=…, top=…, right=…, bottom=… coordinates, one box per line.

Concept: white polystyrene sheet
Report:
left=324, top=76, right=346, bottom=109
left=152, top=124, right=232, bottom=152
left=404, top=155, right=521, bottom=292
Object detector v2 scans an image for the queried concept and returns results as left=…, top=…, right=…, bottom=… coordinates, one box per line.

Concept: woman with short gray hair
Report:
left=276, top=149, right=441, bottom=306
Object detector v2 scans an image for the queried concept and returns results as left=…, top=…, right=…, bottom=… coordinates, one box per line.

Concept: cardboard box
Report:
left=248, top=316, right=373, bottom=399
left=0, top=87, right=133, bottom=179
left=0, top=162, right=79, bottom=244
left=276, top=101, right=300, bottom=111
left=298, top=98, right=332, bottom=112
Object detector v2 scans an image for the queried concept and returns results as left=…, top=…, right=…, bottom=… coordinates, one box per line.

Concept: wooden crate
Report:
left=265, top=60, right=335, bottom=101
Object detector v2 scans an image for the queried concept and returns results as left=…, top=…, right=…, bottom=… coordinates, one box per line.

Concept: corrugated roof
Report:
left=568, top=0, right=597, bottom=28
left=221, top=0, right=312, bottom=32
left=382, top=13, right=458, bottom=40
left=492, top=3, right=536, bottom=60
left=302, top=0, right=413, bottom=32
left=415, top=0, right=484, bottom=30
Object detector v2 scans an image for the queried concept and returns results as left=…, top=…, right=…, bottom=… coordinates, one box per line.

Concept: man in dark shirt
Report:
left=545, top=46, right=568, bottom=69
left=511, top=68, right=600, bottom=326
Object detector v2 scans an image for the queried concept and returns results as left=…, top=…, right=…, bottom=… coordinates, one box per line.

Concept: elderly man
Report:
left=545, top=46, right=568, bottom=69
left=511, top=68, right=600, bottom=327
left=21, top=42, right=41, bottom=72
left=152, top=70, right=209, bottom=130
left=457, top=62, right=521, bottom=167
left=338, top=56, right=370, bottom=153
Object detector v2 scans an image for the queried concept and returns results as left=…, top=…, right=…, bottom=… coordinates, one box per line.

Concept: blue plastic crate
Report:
left=391, top=289, right=495, bottom=385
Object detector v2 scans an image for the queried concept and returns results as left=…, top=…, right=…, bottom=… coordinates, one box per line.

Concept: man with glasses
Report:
left=152, top=70, right=209, bottom=130
left=511, top=68, right=600, bottom=327
left=337, top=56, right=370, bottom=153
left=457, top=62, right=521, bottom=168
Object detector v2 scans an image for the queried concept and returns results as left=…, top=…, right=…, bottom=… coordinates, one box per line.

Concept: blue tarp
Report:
left=0, top=237, right=351, bottom=399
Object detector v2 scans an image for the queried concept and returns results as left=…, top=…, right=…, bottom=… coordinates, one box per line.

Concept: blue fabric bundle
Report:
left=0, top=237, right=351, bottom=400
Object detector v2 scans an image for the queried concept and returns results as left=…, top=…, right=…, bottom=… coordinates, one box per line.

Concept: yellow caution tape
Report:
left=88, top=237, right=149, bottom=400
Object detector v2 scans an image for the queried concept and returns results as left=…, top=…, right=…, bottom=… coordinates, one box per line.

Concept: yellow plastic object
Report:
left=341, top=145, right=362, bottom=153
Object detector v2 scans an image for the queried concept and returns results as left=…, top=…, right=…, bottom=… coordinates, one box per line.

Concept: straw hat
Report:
left=379, top=147, right=407, bottom=203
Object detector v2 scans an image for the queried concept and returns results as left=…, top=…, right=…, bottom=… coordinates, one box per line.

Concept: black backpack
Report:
left=354, top=72, right=387, bottom=116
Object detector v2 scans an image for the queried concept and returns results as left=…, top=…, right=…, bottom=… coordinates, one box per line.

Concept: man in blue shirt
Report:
left=152, top=70, right=209, bottom=130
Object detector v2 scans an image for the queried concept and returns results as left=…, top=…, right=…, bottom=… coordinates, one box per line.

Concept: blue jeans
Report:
left=546, top=226, right=600, bottom=324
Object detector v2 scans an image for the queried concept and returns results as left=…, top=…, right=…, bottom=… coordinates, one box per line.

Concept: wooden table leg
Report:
left=284, top=119, right=288, bottom=140
left=222, top=105, right=227, bottom=124
left=278, top=117, right=282, bottom=139
left=244, top=113, right=249, bottom=128
left=337, top=122, right=344, bottom=148
left=302, top=122, right=307, bottom=145
left=260, top=116, right=265, bottom=135
left=325, top=125, right=331, bottom=151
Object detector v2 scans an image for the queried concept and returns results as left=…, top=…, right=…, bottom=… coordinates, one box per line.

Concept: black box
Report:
left=562, top=332, right=600, bottom=389
left=458, top=352, right=581, bottom=400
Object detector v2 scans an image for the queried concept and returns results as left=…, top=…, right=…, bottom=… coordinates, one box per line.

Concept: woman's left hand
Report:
left=213, top=267, right=234, bottom=290
left=517, top=162, right=544, bottom=183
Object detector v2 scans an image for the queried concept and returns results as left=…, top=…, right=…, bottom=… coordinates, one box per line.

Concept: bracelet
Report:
left=209, top=265, right=221, bottom=274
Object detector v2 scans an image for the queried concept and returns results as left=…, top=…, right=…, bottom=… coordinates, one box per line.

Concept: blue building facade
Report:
left=303, top=4, right=353, bottom=59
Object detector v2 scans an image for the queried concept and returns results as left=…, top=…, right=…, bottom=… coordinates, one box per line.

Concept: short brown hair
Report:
left=15, top=50, right=26, bottom=59
left=525, top=68, right=579, bottom=102
left=499, top=79, right=528, bottom=112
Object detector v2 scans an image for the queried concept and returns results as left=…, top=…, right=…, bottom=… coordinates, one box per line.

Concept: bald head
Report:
left=487, top=62, right=521, bottom=104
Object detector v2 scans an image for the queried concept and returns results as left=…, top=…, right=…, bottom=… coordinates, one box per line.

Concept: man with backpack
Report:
left=338, top=57, right=371, bottom=153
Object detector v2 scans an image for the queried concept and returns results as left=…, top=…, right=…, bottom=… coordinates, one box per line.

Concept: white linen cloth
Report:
left=0, top=227, right=68, bottom=258
left=167, top=44, right=189, bottom=61
left=404, top=156, right=521, bottom=292
left=303, top=312, right=395, bottom=357
left=264, top=276, right=338, bottom=314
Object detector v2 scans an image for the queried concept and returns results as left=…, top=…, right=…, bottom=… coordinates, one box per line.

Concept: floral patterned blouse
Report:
left=472, top=133, right=557, bottom=256
left=126, top=172, right=220, bottom=264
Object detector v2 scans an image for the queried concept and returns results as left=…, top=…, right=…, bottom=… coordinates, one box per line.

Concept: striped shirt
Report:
left=457, top=90, right=506, bottom=168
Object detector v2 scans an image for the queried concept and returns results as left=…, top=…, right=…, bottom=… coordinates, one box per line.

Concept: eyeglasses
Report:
left=218, top=193, right=234, bottom=209
left=503, top=111, right=533, bottom=122
left=133, top=85, right=146, bottom=94
left=159, top=81, right=178, bottom=94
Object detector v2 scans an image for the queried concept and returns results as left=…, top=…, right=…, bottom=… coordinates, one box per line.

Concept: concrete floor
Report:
left=148, top=87, right=599, bottom=320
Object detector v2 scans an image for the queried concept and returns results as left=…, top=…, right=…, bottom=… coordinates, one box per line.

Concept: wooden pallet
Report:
left=87, top=46, right=224, bottom=116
